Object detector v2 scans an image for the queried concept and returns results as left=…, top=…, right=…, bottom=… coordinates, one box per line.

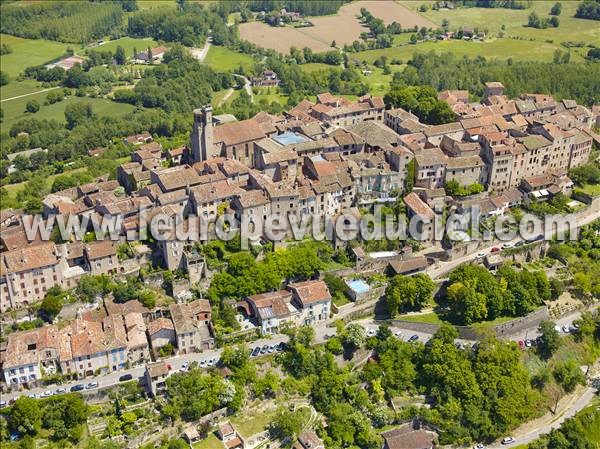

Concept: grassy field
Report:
left=387, top=0, right=600, bottom=63
left=0, top=34, right=72, bottom=77
left=579, top=183, right=600, bottom=196
left=400, top=0, right=600, bottom=46
left=1, top=79, right=48, bottom=101
left=1, top=94, right=135, bottom=133
left=204, top=46, right=256, bottom=72
left=360, top=68, right=393, bottom=97
left=230, top=409, right=276, bottom=438
left=355, top=36, right=584, bottom=63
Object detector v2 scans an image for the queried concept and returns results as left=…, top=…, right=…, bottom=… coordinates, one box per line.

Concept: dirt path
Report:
left=217, top=88, right=235, bottom=106
left=1, top=86, right=60, bottom=103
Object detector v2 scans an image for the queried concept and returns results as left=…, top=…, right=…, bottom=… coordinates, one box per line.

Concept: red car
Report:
left=518, top=340, right=525, bottom=350
left=490, top=246, right=500, bottom=253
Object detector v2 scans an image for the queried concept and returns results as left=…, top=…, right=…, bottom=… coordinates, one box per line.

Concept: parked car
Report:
left=85, top=382, right=99, bottom=389
left=40, top=390, right=53, bottom=398
left=501, top=437, right=516, bottom=445
left=473, top=444, right=486, bottom=449
left=27, top=393, right=39, bottom=399
left=0, top=400, right=7, bottom=408
left=501, top=242, right=514, bottom=249
left=276, top=342, right=286, bottom=351
left=394, top=331, right=403, bottom=338
left=119, top=374, right=133, bottom=382
left=514, top=241, right=526, bottom=247
left=525, top=339, right=532, bottom=348
left=251, top=347, right=261, bottom=357
left=518, top=340, right=525, bottom=350
left=476, top=252, right=486, bottom=259
left=55, top=387, right=67, bottom=394
left=408, top=335, right=419, bottom=343
left=268, top=345, right=276, bottom=353
left=490, top=246, right=500, bottom=253
left=261, top=345, right=269, bottom=354
left=366, top=329, right=376, bottom=337
left=562, top=325, right=571, bottom=333
left=70, top=384, right=85, bottom=392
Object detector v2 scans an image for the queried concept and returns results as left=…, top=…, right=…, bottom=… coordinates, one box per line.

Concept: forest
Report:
left=575, top=0, right=600, bottom=20
left=127, top=3, right=225, bottom=47
left=0, top=1, right=125, bottom=44
left=392, top=52, right=600, bottom=106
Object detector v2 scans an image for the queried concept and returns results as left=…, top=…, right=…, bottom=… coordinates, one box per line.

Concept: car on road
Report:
left=55, top=387, right=66, bottom=394
left=473, top=444, right=486, bottom=449
left=40, top=390, right=53, bottom=398
left=501, top=436, right=516, bottom=445
left=86, top=382, right=99, bottom=389
left=490, top=246, right=500, bottom=253
left=119, top=374, right=133, bottom=382
left=408, top=335, right=419, bottom=343
left=562, top=325, right=571, bottom=333
left=70, top=384, right=85, bottom=392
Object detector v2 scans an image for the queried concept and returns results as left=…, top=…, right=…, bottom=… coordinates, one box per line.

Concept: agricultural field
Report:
left=0, top=34, right=71, bottom=77
left=204, top=45, right=255, bottom=72
left=355, top=36, right=587, bottom=64
left=240, top=0, right=434, bottom=54
left=1, top=93, right=135, bottom=134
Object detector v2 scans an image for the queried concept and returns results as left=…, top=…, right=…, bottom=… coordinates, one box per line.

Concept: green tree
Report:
left=552, top=360, right=585, bottom=393
left=537, top=320, right=561, bottom=359
left=25, top=100, right=40, bottom=113
left=343, top=323, right=366, bottom=349
left=271, top=406, right=307, bottom=440
left=550, top=2, right=562, bottom=15
left=64, top=101, right=94, bottom=129
left=115, top=45, right=127, bottom=65
left=9, top=397, right=42, bottom=436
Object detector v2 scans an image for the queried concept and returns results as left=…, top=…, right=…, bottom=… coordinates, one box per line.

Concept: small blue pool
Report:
left=273, top=132, right=309, bottom=146
left=346, top=279, right=370, bottom=294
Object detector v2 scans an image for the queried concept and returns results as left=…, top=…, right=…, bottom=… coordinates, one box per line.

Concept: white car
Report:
left=86, top=381, right=99, bottom=389
left=474, top=444, right=486, bottom=449
left=366, top=329, right=376, bottom=337
left=562, top=325, right=571, bottom=333
left=501, top=242, right=514, bottom=249
left=476, top=252, right=486, bottom=259
left=40, top=390, right=53, bottom=398
left=394, top=331, right=403, bottom=338
left=501, top=436, right=516, bottom=445
left=200, top=360, right=207, bottom=367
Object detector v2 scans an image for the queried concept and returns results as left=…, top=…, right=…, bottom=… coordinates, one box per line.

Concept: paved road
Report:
left=487, top=387, right=597, bottom=449
left=1, top=334, right=287, bottom=403
left=428, top=207, right=600, bottom=279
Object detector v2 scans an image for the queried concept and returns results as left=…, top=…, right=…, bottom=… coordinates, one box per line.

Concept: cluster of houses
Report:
left=0, top=296, right=214, bottom=389
left=1, top=85, right=598, bottom=311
